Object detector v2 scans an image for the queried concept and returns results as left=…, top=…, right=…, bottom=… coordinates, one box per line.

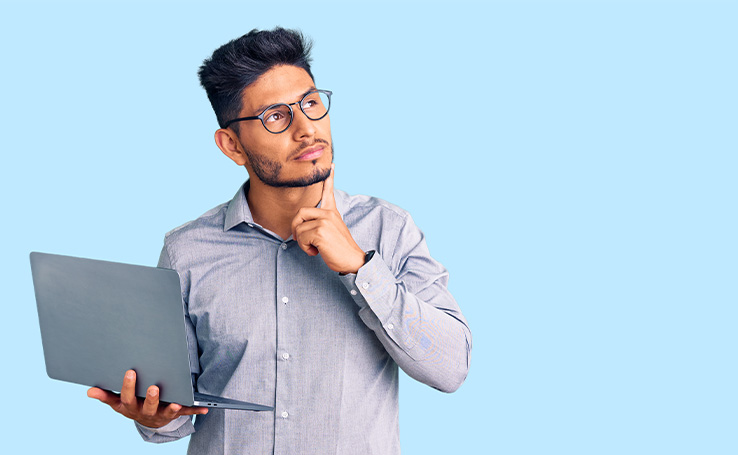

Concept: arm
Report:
left=338, top=214, right=472, bottom=393
left=291, top=165, right=471, bottom=392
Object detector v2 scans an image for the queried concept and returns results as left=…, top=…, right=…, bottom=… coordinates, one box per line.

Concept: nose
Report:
left=290, top=105, right=317, bottom=141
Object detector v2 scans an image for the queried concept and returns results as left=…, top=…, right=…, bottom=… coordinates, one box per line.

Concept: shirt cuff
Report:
left=338, top=250, right=423, bottom=355
left=338, top=250, right=395, bottom=320
left=135, top=415, right=194, bottom=442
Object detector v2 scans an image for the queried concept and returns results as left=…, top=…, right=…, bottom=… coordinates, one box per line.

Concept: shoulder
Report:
left=163, top=201, right=229, bottom=245
left=337, top=188, right=411, bottom=227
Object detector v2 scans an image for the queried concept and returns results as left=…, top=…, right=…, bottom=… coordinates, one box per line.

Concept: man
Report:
left=88, top=28, right=471, bottom=454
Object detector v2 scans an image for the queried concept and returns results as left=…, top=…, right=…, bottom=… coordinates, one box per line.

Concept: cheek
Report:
left=253, top=137, right=290, bottom=158
left=317, top=118, right=332, bottom=142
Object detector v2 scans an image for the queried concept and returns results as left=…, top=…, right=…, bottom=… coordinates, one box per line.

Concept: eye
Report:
left=265, top=111, right=285, bottom=123
left=302, top=93, right=323, bottom=110
left=263, top=105, right=291, bottom=124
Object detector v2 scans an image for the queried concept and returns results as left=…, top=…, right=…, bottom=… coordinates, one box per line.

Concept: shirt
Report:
left=135, top=181, right=472, bottom=454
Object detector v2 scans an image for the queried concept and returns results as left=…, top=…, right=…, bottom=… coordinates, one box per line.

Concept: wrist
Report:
left=340, top=249, right=373, bottom=275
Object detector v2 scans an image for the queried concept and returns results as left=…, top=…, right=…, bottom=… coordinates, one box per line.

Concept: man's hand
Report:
left=87, top=369, right=208, bottom=429
left=291, top=164, right=365, bottom=274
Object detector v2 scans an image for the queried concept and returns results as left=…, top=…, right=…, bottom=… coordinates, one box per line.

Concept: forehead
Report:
left=240, top=65, right=315, bottom=114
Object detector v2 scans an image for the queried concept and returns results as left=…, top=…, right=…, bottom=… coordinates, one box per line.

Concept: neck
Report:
left=246, top=177, right=324, bottom=240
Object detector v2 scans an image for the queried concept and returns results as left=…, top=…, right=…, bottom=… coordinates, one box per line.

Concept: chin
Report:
left=263, top=165, right=331, bottom=188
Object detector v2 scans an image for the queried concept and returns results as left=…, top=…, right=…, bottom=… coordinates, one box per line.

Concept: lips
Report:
left=294, top=145, right=324, bottom=161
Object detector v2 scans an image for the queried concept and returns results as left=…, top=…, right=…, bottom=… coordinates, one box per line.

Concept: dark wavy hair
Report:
left=198, top=28, right=314, bottom=131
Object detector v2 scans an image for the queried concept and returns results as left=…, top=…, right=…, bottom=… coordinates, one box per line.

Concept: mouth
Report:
left=294, top=144, right=326, bottom=161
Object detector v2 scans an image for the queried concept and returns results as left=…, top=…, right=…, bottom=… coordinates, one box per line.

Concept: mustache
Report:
left=288, top=138, right=331, bottom=160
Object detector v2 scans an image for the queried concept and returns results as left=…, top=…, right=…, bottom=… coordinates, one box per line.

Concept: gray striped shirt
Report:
left=136, top=181, right=472, bottom=454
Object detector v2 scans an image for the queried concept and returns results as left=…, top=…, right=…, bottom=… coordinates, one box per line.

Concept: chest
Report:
left=183, top=240, right=364, bottom=358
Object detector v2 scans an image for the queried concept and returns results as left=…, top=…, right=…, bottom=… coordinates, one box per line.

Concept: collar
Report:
left=223, top=180, right=349, bottom=231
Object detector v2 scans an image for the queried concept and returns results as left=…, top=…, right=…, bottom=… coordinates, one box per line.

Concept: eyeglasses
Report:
left=223, top=89, right=332, bottom=134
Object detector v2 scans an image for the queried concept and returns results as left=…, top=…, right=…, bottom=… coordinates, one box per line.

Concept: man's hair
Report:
left=198, top=27, right=314, bottom=130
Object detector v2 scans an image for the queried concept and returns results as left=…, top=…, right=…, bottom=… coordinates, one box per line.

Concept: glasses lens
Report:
left=301, top=91, right=330, bottom=120
left=262, top=104, right=293, bottom=133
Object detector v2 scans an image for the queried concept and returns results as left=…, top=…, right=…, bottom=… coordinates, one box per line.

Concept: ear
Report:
left=214, top=128, right=248, bottom=166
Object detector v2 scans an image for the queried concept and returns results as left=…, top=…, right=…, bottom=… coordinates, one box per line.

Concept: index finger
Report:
left=120, top=369, right=138, bottom=409
left=320, top=163, right=336, bottom=211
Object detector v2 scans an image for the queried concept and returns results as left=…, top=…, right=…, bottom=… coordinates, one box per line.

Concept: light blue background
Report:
left=1, top=0, right=735, bottom=453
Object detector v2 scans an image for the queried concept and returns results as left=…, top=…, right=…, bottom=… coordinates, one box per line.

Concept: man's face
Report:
left=233, top=65, right=333, bottom=187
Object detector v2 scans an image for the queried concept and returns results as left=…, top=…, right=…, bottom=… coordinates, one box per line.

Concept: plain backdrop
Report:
left=1, top=0, right=736, bottom=453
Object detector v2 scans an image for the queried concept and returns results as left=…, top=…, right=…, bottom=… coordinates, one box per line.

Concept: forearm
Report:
left=339, top=252, right=472, bottom=392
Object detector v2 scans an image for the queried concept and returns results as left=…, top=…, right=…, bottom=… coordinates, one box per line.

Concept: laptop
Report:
left=29, top=251, right=273, bottom=412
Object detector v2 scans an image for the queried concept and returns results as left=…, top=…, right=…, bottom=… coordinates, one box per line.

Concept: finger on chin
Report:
left=321, top=164, right=336, bottom=209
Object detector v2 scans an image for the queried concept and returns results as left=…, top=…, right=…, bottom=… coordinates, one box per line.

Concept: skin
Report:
left=88, top=64, right=365, bottom=428
left=87, top=370, right=208, bottom=428
left=213, top=64, right=365, bottom=272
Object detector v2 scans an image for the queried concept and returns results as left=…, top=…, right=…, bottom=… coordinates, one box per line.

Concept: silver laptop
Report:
left=29, top=251, right=272, bottom=412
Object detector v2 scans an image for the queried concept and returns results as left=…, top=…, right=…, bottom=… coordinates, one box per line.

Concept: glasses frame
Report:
left=223, top=89, right=333, bottom=134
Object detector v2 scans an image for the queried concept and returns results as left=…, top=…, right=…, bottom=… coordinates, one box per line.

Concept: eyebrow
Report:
left=251, top=86, right=317, bottom=116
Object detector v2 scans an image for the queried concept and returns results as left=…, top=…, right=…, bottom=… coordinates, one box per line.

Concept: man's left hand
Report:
left=291, top=164, right=365, bottom=274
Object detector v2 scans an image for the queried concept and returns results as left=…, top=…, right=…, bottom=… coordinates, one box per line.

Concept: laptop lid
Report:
left=29, top=252, right=272, bottom=411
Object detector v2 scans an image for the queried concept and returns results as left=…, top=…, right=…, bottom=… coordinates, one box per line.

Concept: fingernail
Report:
left=126, top=371, right=134, bottom=379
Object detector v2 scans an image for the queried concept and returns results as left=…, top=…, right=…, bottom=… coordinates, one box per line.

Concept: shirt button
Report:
left=281, top=243, right=288, bottom=250
left=282, top=352, right=290, bottom=360
left=281, top=411, right=289, bottom=419
left=247, top=223, right=253, bottom=228
left=387, top=323, right=394, bottom=330
left=282, top=296, right=289, bottom=304
left=350, top=290, right=357, bottom=296
left=362, top=282, right=370, bottom=289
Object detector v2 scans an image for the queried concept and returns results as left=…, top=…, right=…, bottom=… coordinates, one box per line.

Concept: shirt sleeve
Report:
left=338, top=213, right=472, bottom=393
left=133, top=244, right=199, bottom=443
left=135, top=416, right=195, bottom=443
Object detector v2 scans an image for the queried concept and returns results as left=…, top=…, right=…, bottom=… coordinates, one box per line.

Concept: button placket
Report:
left=274, top=239, right=293, bottom=439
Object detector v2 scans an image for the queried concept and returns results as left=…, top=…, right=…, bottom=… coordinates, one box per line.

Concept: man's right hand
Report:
left=87, top=369, right=208, bottom=429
